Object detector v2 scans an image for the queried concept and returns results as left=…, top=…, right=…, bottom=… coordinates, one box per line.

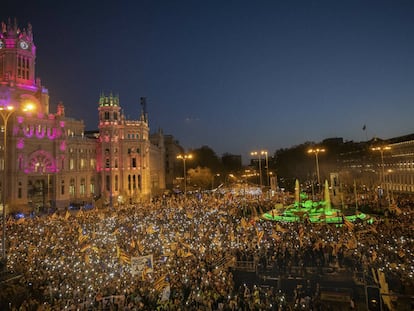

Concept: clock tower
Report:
left=0, top=18, right=49, bottom=114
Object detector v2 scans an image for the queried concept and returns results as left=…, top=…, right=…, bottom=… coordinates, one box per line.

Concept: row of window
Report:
left=105, top=157, right=140, bottom=169
left=105, top=174, right=141, bottom=192
left=17, top=55, right=30, bottom=80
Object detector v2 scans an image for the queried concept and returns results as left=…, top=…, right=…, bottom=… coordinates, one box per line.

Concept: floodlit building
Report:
left=0, top=20, right=166, bottom=213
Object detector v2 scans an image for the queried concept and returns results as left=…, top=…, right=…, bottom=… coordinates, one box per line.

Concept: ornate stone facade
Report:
left=0, top=20, right=165, bottom=213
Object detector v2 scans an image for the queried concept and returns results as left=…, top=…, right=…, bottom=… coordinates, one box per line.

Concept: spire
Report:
left=140, top=97, right=148, bottom=123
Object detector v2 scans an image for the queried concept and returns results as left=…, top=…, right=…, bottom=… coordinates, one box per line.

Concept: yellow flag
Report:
left=240, top=218, right=248, bottom=229
left=146, top=225, right=155, bottom=234
left=80, top=243, right=91, bottom=252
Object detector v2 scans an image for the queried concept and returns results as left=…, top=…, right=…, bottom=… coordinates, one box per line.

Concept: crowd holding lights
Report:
left=0, top=193, right=413, bottom=310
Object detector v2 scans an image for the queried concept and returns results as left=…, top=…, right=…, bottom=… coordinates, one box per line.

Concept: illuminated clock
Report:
left=19, top=41, right=29, bottom=49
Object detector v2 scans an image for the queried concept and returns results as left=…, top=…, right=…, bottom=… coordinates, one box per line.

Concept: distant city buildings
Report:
left=0, top=19, right=413, bottom=215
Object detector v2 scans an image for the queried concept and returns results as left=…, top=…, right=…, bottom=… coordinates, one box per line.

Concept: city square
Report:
left=1, top=2, right=414, bottom=310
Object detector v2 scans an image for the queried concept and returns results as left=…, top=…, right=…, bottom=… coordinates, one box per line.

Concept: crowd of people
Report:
left=0, top=192, right=412, bottom=310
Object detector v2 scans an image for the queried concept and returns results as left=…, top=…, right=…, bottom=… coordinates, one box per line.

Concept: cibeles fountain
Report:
left=262, top=179, right=370, bottom=224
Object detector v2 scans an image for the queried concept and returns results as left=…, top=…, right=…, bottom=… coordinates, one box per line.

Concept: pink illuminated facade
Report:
left=0, top=20, right=165, bottom=212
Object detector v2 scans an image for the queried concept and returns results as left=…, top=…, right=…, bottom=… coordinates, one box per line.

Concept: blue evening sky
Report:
left=3, top=0, right=414, bottom=162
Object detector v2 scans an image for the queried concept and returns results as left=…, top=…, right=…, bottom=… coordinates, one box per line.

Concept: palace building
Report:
left=0, top=20, right=165, bottom=213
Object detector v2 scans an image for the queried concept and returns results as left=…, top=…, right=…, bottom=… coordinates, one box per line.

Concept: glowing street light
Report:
left=1, top=103, right=35, bottom=261
left=307, top=148, right=325, bottom=187
left=372, top=146, right=391, bottom=203
left=176, top=153, right=193, bottom=196
left=250, top=151, right=262, bottom=188
left=261, top=150, right=269, bottom=186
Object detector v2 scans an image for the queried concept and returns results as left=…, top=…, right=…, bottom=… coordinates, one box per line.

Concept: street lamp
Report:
left=250, top=151, right=263, bottom=188
left=176, top=153, right=193, bottom=196
left=1, top=103, right=35, bottom=261
left=211, top=173, right=220, bottom=190
left=261, top=150, right=269, bottom=186
left=307, top=148, right=325, bottom=189
left=372, top=146, right=391, bottom=204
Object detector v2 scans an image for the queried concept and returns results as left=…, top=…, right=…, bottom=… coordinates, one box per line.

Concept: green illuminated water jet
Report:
left=263, top=179, right=369, bottom=224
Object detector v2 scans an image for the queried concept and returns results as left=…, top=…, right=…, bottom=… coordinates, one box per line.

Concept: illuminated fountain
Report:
left=262, top=179, right=369, bottom=224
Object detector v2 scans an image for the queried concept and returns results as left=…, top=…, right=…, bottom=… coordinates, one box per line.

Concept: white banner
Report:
left=131, top=254, right=153, bottom=276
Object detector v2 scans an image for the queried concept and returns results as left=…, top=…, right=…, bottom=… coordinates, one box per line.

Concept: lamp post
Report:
left=250, top=151, right=262, bottom=188
left=372, top=146, right=391, bottom=204
left=1, top=103, right=35, bottom=261
left=177, top=153, right=192, bottom=196
left=1, top=106, right=14, bottom=261
left=211, top=173, right=220, bottom=190
left=308, top=148, right=325, bottom=191
left=261, top=150, right=269, bottom=186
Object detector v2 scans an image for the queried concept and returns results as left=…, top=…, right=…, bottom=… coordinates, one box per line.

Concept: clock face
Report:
left=20, top=41, right=29, bottom=50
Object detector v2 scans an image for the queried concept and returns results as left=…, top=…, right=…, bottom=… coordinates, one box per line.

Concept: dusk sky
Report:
left=3, top=0, right=414, bottom=162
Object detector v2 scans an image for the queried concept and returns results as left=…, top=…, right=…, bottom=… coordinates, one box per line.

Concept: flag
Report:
left=378, top=269, right=393, bottom=311
left=343, top=218, right=354, bottom=231
left=78, top=232, right=88, bottom=243
left=80, top=243, right=92, bottom=252
left=146, top=225, right=155, bottom=234
left=16, top=218, right=25, bottom=224
left=275, top=224, right=288, bottom=233
left=160, top=284, right=171, bottom=302
left=371, top=249, right=377, bottom=262
left=240, top=217, right=249, bottom=229
left=154, top=274, right=169, bottom=291
left=256, top=228, right=264, bottom=246
left=117, top=246, right=131, bottom=265
left=362, top=124, right=366, bottom=131
left=271, top=231, right=281, bottom=241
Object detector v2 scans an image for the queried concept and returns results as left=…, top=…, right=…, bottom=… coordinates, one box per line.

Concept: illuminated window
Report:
left=90, top=178, right=95, bottom=194
left=69, top=158, right=74, bottom=170
left=69, top=178, right=75, bottom=196
left=80, top=178, right=85, bottom=195
left=80, top=158, right=85, bottom=169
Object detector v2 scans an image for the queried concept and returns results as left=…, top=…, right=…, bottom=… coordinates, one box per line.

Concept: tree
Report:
left=187, top=167, right=213, bottom=190
left=188, top=146, right=222, bottom=173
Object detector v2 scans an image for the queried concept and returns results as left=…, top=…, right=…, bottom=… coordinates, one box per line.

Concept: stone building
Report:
left=0, top=20, right=165, bottom=213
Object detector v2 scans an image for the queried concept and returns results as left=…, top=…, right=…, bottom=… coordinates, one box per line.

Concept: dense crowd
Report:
left=0, top=192, right=413, bottom=310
